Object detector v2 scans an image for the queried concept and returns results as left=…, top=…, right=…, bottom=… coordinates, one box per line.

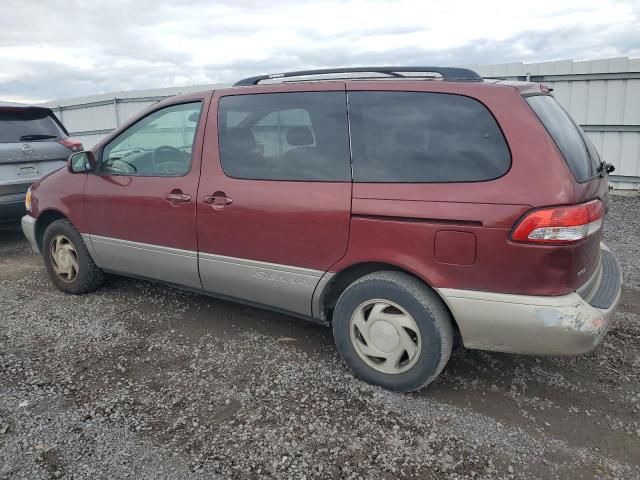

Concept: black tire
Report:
left=332, top=271, right=454, bottom=392
left=42, top=219, right=105, bottom=294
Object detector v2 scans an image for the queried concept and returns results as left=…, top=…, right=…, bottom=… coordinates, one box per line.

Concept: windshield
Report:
left=526, top=95, right=600, bottom=182
left=0, top=108, right=65, bottom=143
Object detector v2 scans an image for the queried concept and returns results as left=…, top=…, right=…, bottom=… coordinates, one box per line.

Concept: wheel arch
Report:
left=317, top=261, right=461, bottom=340
left=35, top=209, right=68, bottom=252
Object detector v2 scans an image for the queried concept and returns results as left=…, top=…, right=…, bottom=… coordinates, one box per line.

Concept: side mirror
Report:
left=67, top=151, right=95, bottom=174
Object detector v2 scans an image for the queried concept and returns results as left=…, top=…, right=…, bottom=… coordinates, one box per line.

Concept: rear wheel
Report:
left=332, top=271, right=453, bottom=392
left=42, top=219, right=105, bottom=294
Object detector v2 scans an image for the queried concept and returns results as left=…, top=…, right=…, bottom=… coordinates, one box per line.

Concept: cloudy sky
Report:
left=1, top=0, right=639, bottom=103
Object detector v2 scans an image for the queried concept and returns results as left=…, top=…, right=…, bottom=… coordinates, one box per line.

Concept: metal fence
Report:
left=471, top=58, right=640, bottom=189
left=45, top=57, right=640, bottom=189
left=45, top=84, right=219, bottom=149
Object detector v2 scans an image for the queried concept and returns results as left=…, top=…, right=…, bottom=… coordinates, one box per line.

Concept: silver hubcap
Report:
left=50, top=235, right=79, bottom=282
left=350, top=299, right=421, bottom=374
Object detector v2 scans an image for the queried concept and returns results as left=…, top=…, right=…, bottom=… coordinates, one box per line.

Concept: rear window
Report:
left=348, top=92, right=511, bottom=183
left=0, top=108, right=65, bottom=144
left=526, top=95, right=599, bottom=182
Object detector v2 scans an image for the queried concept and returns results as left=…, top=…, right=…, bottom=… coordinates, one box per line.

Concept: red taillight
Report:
left=58, top=138, right=83, bottom=152
left=511, top=200, right=604, bottom=244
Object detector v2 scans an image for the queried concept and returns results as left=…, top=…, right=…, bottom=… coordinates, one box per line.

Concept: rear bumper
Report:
left=0, top=192, right=26, bottom=220
left=21, top=214, right=39, bottom=253
left=438, top=244, right=621, bottom=355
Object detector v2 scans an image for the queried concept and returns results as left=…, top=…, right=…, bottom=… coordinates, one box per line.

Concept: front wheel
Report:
left=42, top=219, right=105, bottom=294
left=332, top=271, right=454, bottom=392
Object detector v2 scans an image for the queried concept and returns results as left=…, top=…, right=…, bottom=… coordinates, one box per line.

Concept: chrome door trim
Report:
left=87, top=234, right=201, bottom=289
left=199, top=252, right=324, bottom=317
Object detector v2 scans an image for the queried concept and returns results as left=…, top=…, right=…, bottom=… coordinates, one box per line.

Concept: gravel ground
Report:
left=1, top=195, right=639, bottom=480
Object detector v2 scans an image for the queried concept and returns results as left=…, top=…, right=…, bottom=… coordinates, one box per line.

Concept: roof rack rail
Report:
left=234, top=66, right=483, bottom=86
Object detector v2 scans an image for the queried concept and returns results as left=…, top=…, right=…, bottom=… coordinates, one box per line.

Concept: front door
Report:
left=84, top=96, right=209, bottom=289
left=197, top=85, right=352, bottom=316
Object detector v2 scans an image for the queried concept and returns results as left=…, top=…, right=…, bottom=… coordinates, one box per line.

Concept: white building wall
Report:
left=44, top=58, right=640, bottom=188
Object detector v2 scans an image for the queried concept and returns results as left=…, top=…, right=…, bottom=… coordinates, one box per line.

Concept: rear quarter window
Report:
left=525, top=95, right=599, bottom=182
left=348, top=91, right=511, bottom=183
left=0, top=108, right=65, bottom=143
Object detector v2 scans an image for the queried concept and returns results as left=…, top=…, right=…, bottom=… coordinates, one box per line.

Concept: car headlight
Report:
left=25, top=187, right=32, bottom=212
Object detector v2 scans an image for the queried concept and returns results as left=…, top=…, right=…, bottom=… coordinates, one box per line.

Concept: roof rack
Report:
left=233, top=66, right=483, bottom=86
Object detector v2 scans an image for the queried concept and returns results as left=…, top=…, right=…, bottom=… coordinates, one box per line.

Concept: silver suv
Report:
left=0, top=102, right=82, bottom=220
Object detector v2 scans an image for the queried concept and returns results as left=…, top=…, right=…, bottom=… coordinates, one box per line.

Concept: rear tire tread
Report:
left=333, top=270, right=454, bottom=392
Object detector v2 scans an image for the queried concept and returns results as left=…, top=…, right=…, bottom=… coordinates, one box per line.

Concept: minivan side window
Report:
left=218, top=92, right=350, bottom=181
left=348, top=92, right=511, bottom=183
left=526, top=95, right=599, bottom=182
left=101, top=102, right=202, bottom=176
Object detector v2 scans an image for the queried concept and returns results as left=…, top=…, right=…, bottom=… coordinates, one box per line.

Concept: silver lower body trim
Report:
left=199, top=252, right=325, bottom=317
left=21, top=215, right=39, bottom=253
left=83, top=234, right=328, bottom=318
left=87, top=234, right=201, bottom=290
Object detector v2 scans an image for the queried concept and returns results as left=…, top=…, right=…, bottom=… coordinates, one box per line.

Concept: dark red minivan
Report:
left=22, top=67, right=621, bottom=391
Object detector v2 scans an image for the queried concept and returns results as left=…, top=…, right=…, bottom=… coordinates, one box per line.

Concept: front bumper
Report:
left=438, top=244, right=622, bottom=355
left=0, top=192, right=27, bottom=220
left=21, top=215, right=40, bottom=253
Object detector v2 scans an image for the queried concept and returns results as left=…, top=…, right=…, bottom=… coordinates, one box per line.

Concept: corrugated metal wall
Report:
left=45, top=57, right=640, bottom=188
left=59, top=99, right=161, bottom=147
left=472, top=57, right=640, bottom=189
left=45, top=84, right=219, bottom=150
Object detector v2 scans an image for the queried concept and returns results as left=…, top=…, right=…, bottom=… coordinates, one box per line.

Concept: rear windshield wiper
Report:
left=19, top=134, right=58, bottom=141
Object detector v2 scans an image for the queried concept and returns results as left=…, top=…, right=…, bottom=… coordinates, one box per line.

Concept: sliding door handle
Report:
left=203, top=191, right=233, bottom=208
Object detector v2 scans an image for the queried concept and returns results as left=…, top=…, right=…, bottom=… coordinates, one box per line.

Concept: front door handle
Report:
left=203, top=191, right=233, bottom=208
left=164, top=191, right=191, bottom=203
